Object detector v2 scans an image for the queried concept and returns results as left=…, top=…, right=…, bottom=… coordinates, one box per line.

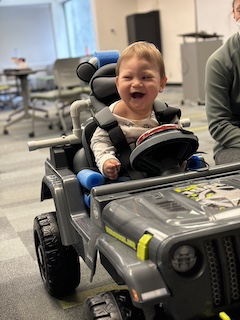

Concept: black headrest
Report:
left=89, top=63, right=119, bottom=104
left=76, top=57, right=98, bottom=83
left=76, top=52, right=120, bottom=108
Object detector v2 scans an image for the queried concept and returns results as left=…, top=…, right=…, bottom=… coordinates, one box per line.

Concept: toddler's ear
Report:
left=159, top=76, right=167, bottom=92
left=159, top=86, right=164, bottom=93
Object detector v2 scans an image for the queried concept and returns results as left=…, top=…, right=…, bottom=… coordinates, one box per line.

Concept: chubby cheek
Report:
left=117, top=83, right=130, bottom=97
left=116, top=78, right=124, bottom=93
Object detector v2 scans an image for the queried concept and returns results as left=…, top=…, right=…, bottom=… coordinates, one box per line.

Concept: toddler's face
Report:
left=116, top=56, right=166, bottom=114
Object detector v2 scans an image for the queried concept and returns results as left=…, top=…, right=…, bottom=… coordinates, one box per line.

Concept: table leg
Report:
left=3, top=74, right=51, bottom=136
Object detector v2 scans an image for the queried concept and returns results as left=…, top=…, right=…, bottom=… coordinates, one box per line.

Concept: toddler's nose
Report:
left=132, top=78, right=143, bottom=87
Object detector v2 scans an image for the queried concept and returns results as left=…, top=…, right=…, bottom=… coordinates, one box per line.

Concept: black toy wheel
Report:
left=34, top=212, right=80, bottom=297
left=84, top=289, right=145, bottom=320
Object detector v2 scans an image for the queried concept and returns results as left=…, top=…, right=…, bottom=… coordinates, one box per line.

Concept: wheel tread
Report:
left=34, top=212, right=80, bottom=297
left=84, top=290, right=145, bottom=320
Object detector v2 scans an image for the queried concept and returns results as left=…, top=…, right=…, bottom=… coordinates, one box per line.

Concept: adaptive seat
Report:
left=73, top=51, right=199, bottom=178
left=73, top=53, right=121, bottom=173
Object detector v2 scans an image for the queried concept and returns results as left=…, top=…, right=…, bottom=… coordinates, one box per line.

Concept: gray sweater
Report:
left=205, top=33, right=240, bottom=158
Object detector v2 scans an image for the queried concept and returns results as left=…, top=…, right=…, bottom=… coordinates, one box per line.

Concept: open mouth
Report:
left=131, top=92, right=145, bottom=99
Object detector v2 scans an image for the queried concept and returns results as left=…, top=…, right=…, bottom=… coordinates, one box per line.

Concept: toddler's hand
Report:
left=103, top=159, right=121, bottom=180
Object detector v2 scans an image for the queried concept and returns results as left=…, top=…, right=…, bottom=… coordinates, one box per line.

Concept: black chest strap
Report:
left=93, top=101, right=181, bottom=179
left=153, top=100, right=181, bottom=124
left=94, top=107, right=144, bottom=179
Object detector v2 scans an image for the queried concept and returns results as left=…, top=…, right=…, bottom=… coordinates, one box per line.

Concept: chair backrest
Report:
left=53, top=57, right=82, bottom=89
left=89, top=63, right=120, bottom=113
left=73, top=61, right=120, bottom=173
left=76, top=51, right=120, bottom=111
left=73, top=118, right=97, bottom=173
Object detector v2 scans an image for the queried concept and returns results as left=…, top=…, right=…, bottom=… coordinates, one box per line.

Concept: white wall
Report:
left=92, top=0, right=195, bottom=83
left=196, top=0, right=235, bottom=42
left=92, top=0, right=236, bottom=83
left=156, top=0, right=195, bottom=83
left=92, top=0, right=138, bottom=53
left=0, top=0, right=237, bottom=83
left=0, top=4, right=56, bottom=68
left=0, top=0, right=69, bottom=69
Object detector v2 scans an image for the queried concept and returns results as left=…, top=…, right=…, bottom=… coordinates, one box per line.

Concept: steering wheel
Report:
left=130, top=125, right=199, bottom=176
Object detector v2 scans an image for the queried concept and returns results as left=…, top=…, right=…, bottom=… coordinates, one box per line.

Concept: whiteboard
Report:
left=0, top=4, right=56, bottom=69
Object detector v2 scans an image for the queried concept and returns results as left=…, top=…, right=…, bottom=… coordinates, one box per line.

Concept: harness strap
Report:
left=94, top=106, right=118, bottom=130
left=108, top=126, right=145, bottom=179
left=153, top=100, right=181, bottom=124
left=94, top=108, right=144, bottom=179
left=93, top=100, right=181, bottom=179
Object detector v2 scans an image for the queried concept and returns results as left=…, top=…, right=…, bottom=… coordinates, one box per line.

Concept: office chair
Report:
left=0, top=73, right=21, bottom=110
left=30, top=57, right=91, bottom=136
left=0, top=84, right=12, bottom=109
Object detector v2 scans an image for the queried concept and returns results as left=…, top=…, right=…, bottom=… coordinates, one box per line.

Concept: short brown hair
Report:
left=116, top=41, right=166, bottom=78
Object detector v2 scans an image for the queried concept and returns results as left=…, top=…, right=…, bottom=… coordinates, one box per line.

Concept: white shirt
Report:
left=90, top=100, right=159, bottom=176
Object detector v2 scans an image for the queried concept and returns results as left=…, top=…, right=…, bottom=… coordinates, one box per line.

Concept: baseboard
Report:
left=166, top=83, right=182, bottom=86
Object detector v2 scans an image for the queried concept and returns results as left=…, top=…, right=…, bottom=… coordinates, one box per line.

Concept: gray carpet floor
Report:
left=0, top=86, right=215, bottom=320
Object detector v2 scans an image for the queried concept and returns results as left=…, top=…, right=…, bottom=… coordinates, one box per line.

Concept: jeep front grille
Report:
left=205, top=235, right=240, bottom=308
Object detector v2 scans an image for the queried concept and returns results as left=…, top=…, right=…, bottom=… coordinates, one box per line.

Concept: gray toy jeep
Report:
left=28, top=53, right=240, bottom=320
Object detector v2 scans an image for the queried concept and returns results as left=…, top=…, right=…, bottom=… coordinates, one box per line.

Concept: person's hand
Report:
left=103, top=159, right=121, bottom=180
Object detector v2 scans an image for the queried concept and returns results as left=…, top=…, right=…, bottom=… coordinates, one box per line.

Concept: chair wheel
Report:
left=3, top=128, right=8, bottom=135
left=49, top=124, right=53, bottom=130
left=29, top=132, right=35, bottom=138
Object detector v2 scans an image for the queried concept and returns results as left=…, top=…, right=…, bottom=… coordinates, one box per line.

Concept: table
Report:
left=2, top=68, right=51, bottom=137
left=178, top=32, right=223, bottom=43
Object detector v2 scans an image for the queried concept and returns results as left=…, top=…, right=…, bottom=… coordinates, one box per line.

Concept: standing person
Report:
left=90, top=41, right=180, bottom=181
left=205, top=0, right=240, bottom=165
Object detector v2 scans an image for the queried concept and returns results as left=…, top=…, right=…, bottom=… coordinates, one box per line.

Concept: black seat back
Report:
left=73, top=118, right=97, bottom=173
left=88, top=63, right=120, bottom=112
left=73, top=61, right=120, bottom=173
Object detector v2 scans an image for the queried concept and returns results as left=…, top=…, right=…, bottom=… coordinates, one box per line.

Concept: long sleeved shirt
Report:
left=205, top=33, right=240, bottom=158
left=90, top=100, right=159, bottom=176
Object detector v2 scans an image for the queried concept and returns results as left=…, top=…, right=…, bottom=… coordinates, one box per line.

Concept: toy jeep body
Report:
left=32, top=128, right=240, bottom=320
left=30, top=52, right=240, bottom=320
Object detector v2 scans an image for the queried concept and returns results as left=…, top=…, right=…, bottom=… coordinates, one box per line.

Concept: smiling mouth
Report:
left=131, top=92, right=145, bottom=99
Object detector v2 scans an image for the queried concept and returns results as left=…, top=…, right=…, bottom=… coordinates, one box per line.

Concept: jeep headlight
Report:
left=172, top=245, right=197, bottom=272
